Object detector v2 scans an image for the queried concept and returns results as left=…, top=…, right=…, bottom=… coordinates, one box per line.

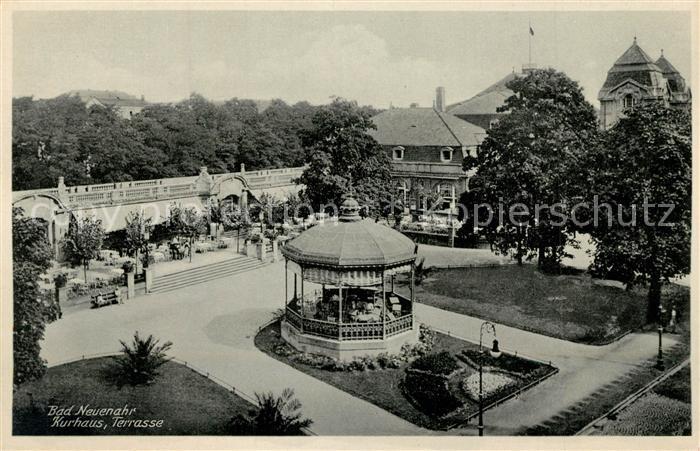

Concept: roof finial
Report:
left=661, top=48, right=664, bottom=56
left=633, top=36, right=637, bottom=44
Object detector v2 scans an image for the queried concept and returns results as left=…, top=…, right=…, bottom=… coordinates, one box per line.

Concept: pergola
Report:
left=280, top=196, right=419, bottom=359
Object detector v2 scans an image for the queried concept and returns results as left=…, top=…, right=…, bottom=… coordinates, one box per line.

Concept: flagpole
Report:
left=528, top=20, right=532, bottom=66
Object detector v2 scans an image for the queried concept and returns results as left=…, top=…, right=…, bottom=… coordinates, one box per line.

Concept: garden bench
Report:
left=90, top=291, right=120, bottom=308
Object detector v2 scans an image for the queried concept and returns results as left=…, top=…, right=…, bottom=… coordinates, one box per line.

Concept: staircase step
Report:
left=149, top=257, right=267, bottom=293
left=149, top=264, right=266, bottom=293
left=150, top=261, right=263, bottom=290
left=154, top=256, right=251, bottom=282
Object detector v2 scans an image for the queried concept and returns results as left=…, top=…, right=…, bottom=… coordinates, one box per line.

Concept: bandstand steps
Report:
left=149, top=256, right=267, bottom=293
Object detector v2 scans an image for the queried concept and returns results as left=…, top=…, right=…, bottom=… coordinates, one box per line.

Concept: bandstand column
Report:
left=410, top=265, right=415, bottom=316
left=382, top=271, right=386, bottom=339
left=284, top=260, right=288, bottom=309
left=300, top=267, right=305, bottom=333
left=338, top=284, right=343, bottom=339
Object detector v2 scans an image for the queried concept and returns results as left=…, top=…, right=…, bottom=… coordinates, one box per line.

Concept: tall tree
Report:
left=122, top=212, right=153, bottom=271
left=580, top=102, right=691, bottom=322
left=13, top=207, right=57, bottom=385
left=463, top=68, right=599, bottom=267
left=164, top=204, right=207, bottom=262
left=297, top=98, right=391, bottom=215
left=62, top=216, right=105, bottom=281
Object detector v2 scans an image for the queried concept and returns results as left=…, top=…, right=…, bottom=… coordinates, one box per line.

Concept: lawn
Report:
left=13, top=357, right=256, bottom=435
left=255, top=321, right=556, bottom=430
left=592, top=392, right=691, bottom=436
left=405, top=265, right=689, bottom=344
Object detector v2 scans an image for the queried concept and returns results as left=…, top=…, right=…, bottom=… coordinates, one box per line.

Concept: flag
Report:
left=529, top=26, right=534, bottom=36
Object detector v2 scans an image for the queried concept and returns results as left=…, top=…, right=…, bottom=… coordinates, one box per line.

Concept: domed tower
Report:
left=656, top=50, right=692, bottom=110
left=280, top=195, right=419, bottom=360
left=598, top=38, right=668, bottom=129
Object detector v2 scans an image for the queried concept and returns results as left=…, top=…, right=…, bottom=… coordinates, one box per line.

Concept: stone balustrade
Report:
left=13, top=166, right=305, bottom=209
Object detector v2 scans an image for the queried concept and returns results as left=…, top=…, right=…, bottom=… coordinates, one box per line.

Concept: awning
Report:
left=286, top=261, right=411, bottom=287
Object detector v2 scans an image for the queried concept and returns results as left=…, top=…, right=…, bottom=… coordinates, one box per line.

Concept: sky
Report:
left=12, top=10, right=692, bottom=108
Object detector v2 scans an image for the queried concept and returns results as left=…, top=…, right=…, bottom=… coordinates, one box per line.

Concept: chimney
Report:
left=435, top=87, right=446, bottom=112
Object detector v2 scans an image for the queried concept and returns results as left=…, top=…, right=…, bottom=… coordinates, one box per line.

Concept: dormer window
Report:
left=623, top=94, right=636, bottom=109
left=440, top=147, right=453, bottom=162
left=489, top=118, right=500, bottom=129
left=392, top=146, right=405, bottom=160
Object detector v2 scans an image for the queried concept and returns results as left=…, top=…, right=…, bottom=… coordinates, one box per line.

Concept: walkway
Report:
left=41, top=260, right=678, bottom=435
left=414, top=304, right=679, bottom=435
left=42, top=261, right=423, bottom=435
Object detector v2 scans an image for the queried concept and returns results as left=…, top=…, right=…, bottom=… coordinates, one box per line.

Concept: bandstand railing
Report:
left=285, top=306, right=413, bottom=341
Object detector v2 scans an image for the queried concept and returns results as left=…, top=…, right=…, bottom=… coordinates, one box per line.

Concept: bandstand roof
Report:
left=281, top=197, right=417, bottom=269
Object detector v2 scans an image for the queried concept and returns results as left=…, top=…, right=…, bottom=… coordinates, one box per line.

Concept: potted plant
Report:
left=54, top=272, right=68, bottom=305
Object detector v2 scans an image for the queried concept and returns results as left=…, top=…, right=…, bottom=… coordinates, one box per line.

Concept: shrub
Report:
left=410, top=351, right=459, bottom=375
left=404, top=372, right=461, bottom=416
left=419, top=325, right=436, bottom=350
left=376, top=353, right=390, bottom=369
left=107, top=332, right=172, bottom=387
left=461, top=349, right=543, bottom=377
left=230, top=388, right=312, bottom=435
left=121, top=261, right=134, bottom=273
left=348, top=357, right=367, bottom=372
left=53, top=273, right=68, bottom=289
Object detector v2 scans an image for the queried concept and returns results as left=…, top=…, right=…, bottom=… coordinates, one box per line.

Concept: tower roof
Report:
left=656, top=53, right=680, bottom=75
left=599, top=38, right=664, bottom=94
left=613, top=38, right=656, bottom=66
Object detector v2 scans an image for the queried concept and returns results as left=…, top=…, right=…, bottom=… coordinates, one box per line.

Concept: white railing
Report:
left=13, top=166, right=305, bottom=207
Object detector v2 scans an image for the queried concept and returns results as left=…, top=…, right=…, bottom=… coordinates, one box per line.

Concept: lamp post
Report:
left=478, top=321, right=501, bottom=437
left=656, top=303, right=665, bottom=370
left=143, top=230, right=150, bottom=269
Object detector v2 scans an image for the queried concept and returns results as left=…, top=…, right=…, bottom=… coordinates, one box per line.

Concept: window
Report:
left=440, top=147, right=453, bottom=162
left=489, top=118, right=500, bottom=129
left=623, top=94, right=636, bottom=109
left=392, top=146, right=405, bottom=160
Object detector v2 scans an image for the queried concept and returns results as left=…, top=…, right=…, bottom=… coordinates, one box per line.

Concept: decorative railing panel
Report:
left=302, top=317, right=339, bottom=339
left=385, top=314, right=413, bottom=337
left=285, top=307, right=413, bottom=341
left=339, top=322, right=384, bottom=341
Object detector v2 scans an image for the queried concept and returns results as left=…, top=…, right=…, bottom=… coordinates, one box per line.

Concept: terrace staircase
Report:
left=148, top=255, right=267, bottom=294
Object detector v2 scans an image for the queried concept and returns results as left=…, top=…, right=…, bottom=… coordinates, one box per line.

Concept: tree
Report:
left=580, top=102, right=691, bottom=323
left=108, top=332, right=173, bottom=387
left=123, top=212, right=153, bottom=271
left=297, top=98, right=391, bottom=215
left=13, top=207, right=57, bottom=385
left=229, top=388, right=312, bottom=435
left=463, top=68, right=599, bottom=267
left=62, top=215, right=105, bottom=281
left=164, top=204, right=207, bottom=262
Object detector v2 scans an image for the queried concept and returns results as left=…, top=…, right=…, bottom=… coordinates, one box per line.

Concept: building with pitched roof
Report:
left=598, top=38, right=691, bottom=129
left=446, top=72, right=518, bottom=129
left=369, top=94, right=486, bottom=214
left=66, top=90, right=150, bottom=119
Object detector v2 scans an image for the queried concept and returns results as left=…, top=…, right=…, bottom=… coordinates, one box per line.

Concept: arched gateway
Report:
left=281, top=196, right=419, bottom=360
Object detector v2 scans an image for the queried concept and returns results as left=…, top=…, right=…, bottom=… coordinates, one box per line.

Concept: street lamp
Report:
left=478, top=321, right=501, bottom=437
left=656, top=303, right=665, bottom=370
left=143, top=229, right=151, bottom=269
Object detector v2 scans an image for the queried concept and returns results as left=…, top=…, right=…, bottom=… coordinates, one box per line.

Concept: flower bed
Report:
left=462, top=372, right=517, bottom=401
left=256, top=321, right=557, bottom=430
